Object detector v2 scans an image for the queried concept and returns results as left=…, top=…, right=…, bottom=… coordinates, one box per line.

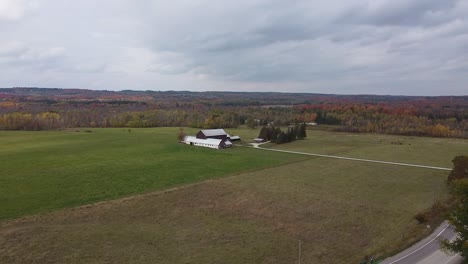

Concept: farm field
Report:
left=0, top=154, right=451, bottom=263
left=0, top=128, right=305, bottom=220
left=264, top=129, right=468, bottom=168
left=0, top=128, right=467, bottom=263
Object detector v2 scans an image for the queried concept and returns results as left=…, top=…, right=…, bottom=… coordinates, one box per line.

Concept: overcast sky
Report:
left=1, top=0, right=467, bottom=95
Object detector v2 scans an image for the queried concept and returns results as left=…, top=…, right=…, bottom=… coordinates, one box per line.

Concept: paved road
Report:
left=250, top=143, right=463, bottom=263
left=381, top=221, right=463, bottom=264
left=250, top=143, right=451, bottom=171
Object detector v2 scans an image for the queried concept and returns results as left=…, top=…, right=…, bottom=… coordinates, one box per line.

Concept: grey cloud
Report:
left=144, top=1, right=329, bottom=54
left=138, top=0, right=468, bottom=93
left=0, top=43, right=67, bottom=72
left=0, top=0, right=467, bottom=95
left=339, top=0, right=460, bottom=26
left=0, top=42, right=29, bottom=57
left=140, top=1, right=345, bottom=80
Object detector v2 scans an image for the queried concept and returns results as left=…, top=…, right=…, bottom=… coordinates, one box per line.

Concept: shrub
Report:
left=448, top=156, right=468, bottom=183
left=414, top=212, right=428, bottom=224
left=414, top=200, right=451, bottom=225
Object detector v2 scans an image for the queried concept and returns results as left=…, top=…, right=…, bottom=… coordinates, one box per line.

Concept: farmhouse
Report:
left=183, top=136, right=232, bottom=149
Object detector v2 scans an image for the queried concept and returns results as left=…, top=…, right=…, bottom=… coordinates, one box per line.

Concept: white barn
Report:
left=183, top=136, right=232, bottom=149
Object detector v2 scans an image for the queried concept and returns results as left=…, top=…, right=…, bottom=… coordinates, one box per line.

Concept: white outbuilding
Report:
left=183, top=136, right=232, bottom=149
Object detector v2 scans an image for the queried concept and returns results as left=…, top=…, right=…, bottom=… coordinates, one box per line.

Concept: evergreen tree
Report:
left=258, top=126, right=269, bottom=140
left=266, top=125, right=274, bottom=140
left=294, top=123, right=300, bottom=139
left=287, top=126, right=296, bottom=142
left=286, top=127, right=291, bottom=142
left=298, top=123, right=307, bottom=139
left=275, top=127, right=281, bottom=138
left=270, top=126, right=278, bottom=143
left=277, top=131, right=288, bottom=144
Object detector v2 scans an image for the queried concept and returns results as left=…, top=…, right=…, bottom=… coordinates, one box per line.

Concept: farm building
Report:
left=183, top=129, right=238, bottom=150
left=196, top=129, right=229, bottom=140
left=183, top=136, right=232, bottom=149
left=196, top=129, right=241, bottom=141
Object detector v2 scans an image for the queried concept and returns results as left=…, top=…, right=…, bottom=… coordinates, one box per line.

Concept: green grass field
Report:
left=1, top=128, right=467, bottom=263
left=0, top=128, right=304, bottom=220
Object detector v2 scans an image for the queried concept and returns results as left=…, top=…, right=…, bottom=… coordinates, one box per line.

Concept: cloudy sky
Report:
left=0, top=0, right=467, bottom=95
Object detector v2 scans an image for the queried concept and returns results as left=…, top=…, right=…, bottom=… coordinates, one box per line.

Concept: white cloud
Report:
left=0, top=0, right=38, bottom=20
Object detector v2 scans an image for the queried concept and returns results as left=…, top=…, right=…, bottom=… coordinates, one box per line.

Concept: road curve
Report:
left=381, top=221, right=462, bottom=264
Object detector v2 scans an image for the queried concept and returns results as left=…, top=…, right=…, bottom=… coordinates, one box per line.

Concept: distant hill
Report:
left=1, top=87, right=465, bottom=106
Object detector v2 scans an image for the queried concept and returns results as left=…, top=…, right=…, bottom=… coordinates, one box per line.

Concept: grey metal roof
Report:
left=200, top=129, right=228, bottom=137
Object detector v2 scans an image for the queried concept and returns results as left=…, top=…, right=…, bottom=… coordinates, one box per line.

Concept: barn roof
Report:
left=200, top=129, right=228, bottom=137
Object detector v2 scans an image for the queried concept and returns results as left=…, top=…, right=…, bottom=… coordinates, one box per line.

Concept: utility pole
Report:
left=298, top=239, right=302, bottom=264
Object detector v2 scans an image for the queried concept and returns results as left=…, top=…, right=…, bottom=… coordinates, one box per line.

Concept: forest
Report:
left=1, top=87, right=467, bottom=138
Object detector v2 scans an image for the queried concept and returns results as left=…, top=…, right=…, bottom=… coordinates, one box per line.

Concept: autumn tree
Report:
left=177, top=128, right=186, bottom=142
left=441, top=179, right=468, bottom=261
left=432, top=124, right=451, bottom=137
left=245, top=118, right=257, bottom=129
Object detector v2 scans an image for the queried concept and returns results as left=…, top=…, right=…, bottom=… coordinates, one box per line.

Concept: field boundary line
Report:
left=251, top=144, right=452, bottom=171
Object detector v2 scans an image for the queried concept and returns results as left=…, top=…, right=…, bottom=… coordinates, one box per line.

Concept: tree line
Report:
left=0, top=88, right=467, bottom=139
left=258, top=123, right=307, bottom=144
left=299, top=103, right=468, bottom=138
